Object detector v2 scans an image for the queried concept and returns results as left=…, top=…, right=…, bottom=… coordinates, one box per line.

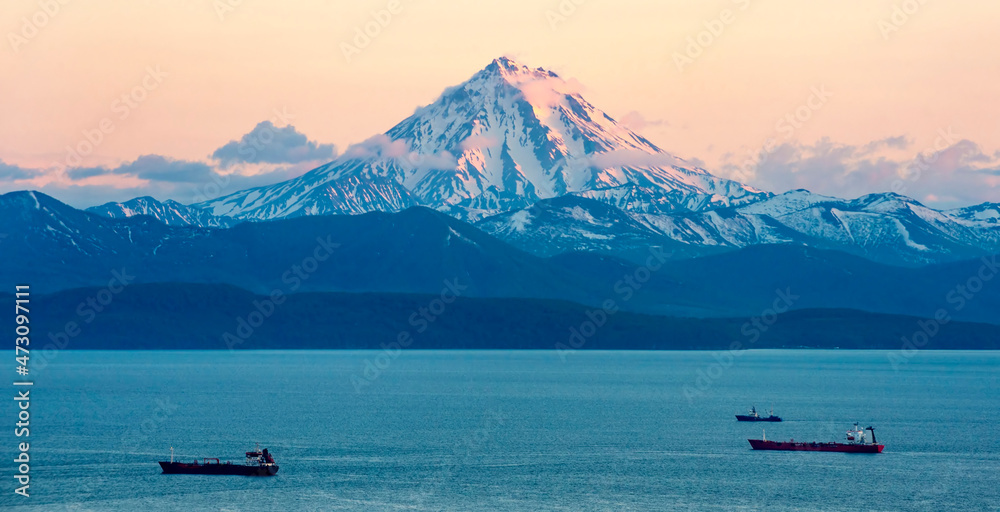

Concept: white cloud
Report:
left=515, top=76, right=586, bottom=110
left=342, top=134, right=457, bottom=170
left=211, top=121, right=337, bottom=168
left=618, top=111, right=669, bottom=131
left=717, top=137, right=1000, bottom=208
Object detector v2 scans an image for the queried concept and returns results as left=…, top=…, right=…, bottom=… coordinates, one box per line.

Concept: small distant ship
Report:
left=159, top=445, right=279, bottom=476
left=749, top=423, right=884, bottom=453
left=736, top=405, right=782, bottom=422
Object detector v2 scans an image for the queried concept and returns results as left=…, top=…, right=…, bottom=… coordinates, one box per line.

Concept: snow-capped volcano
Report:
left=194, top=57, right=768, bottom=221
left=80, top=57, right=999, bottom=267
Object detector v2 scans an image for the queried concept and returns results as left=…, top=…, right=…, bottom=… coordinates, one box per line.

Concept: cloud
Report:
left=917, top=139, right=992, bottom=172
left=120, top=155, right=215, bottom=182
left=2, top=120, right=336, bottom=207
left=342, top=134, right=457, bottom=170
left=872, top=135, right=910, bottom=151
left=515, top=76, right=586, bottom=110
left=618, top=111, right=669, bottom=131
left=46, top=154, right=315, bottom=207
left=717, top=137, right=1000, bottom=208
left=38, top=165, right=310, bottom=209
left=66, top=155, right=215, bottom=183
left=343, top=134, right=411, bottom=160
left=0, top=160, right=39, bottom=181
left=65, top=166, right=110, bottom=180
left=211, top=121, right=337, bottom=168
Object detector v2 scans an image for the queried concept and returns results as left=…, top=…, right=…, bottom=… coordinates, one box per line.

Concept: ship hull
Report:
left=736, top=415, right=782, bottom=422
left=159, top=461, right=279, bottom=476
left=749, top=439, right=884, bottom=453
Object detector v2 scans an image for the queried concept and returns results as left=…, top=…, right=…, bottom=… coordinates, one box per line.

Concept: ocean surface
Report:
left=2, top=350, right=998, bottom=511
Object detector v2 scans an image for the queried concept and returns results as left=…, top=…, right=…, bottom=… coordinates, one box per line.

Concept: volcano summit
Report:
left=193, top=57, right=768, bottom=222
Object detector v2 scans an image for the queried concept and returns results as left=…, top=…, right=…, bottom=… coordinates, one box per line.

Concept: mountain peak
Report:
left=86, top=194, right=236, bottom=228
left=1, top=190, right=54, bottom=210
left=480, top=56, right=555, bottom=82
left=196, top=58, right=769, bottom=221
left=487, top=55, right=522, bottom=71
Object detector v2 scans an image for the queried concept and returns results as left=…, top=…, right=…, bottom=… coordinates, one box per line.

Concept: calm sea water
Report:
left=2, top=350, right=998, bottom=511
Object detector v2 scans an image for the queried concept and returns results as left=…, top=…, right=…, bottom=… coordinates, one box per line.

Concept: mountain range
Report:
left=7, top=57, right=1000, bottom=348
left=5, top=190, right=1000, bottom=327
left=80, top=57, right=999, bottom=267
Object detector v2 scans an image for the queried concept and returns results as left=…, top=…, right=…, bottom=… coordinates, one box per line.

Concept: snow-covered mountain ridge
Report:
left=81, top=57, right=999, bottom=266
left=477, top=189, right=1000, bottom=265
left=87, top=196, right=237, bottom=228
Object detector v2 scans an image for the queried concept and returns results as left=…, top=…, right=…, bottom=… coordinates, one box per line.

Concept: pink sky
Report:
left=1, top=0, right=997, bottom=207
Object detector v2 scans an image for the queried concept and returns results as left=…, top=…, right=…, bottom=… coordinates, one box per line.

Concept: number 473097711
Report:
left=15, top=285, right=30, bottom=371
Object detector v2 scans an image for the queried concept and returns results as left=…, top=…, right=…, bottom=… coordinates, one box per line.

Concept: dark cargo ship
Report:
left=159, top=445, right=279, bottom=476
left=736, top=405, right=782, bottom=422
left=749, top=423, right=884, bottom=453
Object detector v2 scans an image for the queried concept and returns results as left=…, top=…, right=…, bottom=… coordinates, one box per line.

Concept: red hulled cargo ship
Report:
left=749, top=423, right=884, bottom=453
left=159, top=445, right=279, bottom=476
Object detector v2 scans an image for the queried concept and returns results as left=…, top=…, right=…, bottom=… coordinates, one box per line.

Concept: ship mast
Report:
left=170, top=446, right=174, bottom=463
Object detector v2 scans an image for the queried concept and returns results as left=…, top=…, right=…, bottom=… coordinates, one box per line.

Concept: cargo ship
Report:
left=749, top=423, right=884, bottom=453
left=736, top=405, right=782, bottom=422
left=159, top=445, right=279, bottom=476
